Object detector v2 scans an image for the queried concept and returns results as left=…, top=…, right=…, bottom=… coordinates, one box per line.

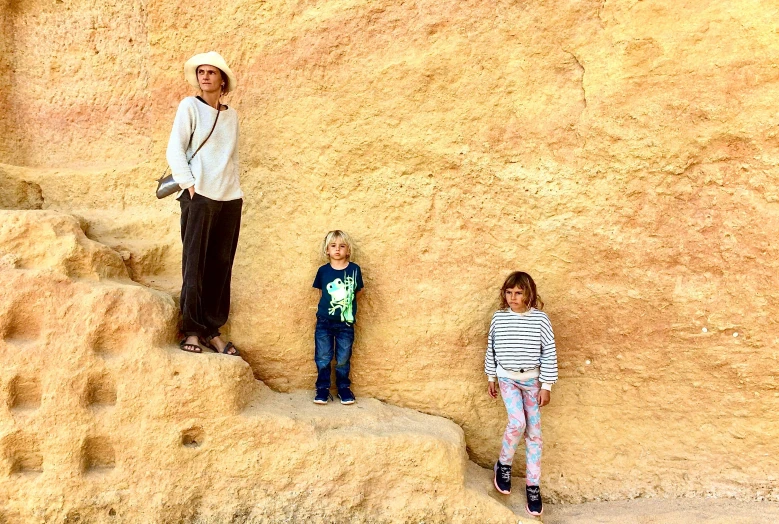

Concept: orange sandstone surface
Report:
left=1, top=0, right=779, bottom=520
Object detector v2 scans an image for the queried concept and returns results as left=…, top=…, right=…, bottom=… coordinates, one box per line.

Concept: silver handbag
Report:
left=156, top=103, right=221, bottom=199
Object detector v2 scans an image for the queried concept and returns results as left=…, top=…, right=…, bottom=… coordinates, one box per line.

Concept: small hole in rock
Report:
left=10, top=451, right=43, bottom=475
left=2, top=432, right=42, bottom=475
left=181, top=426, right=204, bottom=448
left=91, top=321, right=129, bottom=359
left=81, top=436, right=115, bottom=474
left=85, top=373, right=116, bottom=407
left=108, top=508, right=116, bottom=517
left=8, top=375, right=41, bottom=412
left=3, top=301, right=43, bottom=343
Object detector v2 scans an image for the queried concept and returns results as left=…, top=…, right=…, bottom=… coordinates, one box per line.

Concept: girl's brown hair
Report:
left=499, top=271, right=544, bottom=311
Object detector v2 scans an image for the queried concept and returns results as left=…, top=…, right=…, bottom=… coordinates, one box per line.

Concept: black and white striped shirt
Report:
left=484, top=308, right=558, bottom=384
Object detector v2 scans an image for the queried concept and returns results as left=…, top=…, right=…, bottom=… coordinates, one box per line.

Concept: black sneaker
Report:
left=337, top=387, right=355, bottom=405
left=493, top=461, right=511, bottom=494
left=525, top=485, right=543, bottom=516
left=313, top=388, right=331, bottom=404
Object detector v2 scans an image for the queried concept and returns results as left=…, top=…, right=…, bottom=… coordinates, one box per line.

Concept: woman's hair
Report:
left=499, top=271, right=544, bottom=311
left=321, top=230, right=354, bottom=260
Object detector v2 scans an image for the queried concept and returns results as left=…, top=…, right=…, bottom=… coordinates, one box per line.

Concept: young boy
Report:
left=312, top=230, right=364, bottom=405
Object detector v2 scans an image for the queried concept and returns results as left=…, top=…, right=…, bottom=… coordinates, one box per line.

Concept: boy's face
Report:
left=327, top=238, right=349, bottom=261
left=505, top=286, right=528, bottom=313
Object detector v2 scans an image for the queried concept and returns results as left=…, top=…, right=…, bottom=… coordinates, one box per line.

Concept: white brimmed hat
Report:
left=184, top=51, right=237, bottom=94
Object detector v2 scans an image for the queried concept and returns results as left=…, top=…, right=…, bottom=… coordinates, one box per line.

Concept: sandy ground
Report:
left=545, top=499, right=779, bottom=523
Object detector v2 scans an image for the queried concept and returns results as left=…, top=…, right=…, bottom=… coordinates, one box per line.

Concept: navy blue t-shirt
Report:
left=313, top=262, right=364, bottom=323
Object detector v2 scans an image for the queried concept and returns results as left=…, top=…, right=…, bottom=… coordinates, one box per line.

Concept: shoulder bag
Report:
left=155, top=103, right=221, bottom=199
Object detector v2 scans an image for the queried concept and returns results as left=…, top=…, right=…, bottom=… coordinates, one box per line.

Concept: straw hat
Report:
left=184, top=51, right=237, bottom=94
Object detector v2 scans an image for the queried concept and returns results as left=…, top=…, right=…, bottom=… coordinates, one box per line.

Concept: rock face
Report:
left=0, top=210, right=535, bottom=523
left=2, top=0, right=779, bottom=506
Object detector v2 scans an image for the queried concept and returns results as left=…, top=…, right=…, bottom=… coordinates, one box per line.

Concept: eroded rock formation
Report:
left=0, top=210, right=537, bottom=522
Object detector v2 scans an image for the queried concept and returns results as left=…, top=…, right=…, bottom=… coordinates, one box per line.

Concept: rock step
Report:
left=0, top=163, right=182, bottom=291
left=0, top=163, right=170, bottom=210
left=71, top=208, right=181, bottom=290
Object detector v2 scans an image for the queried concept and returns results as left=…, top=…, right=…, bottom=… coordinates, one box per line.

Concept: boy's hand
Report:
left=488, top=381, right=498, bottom=399
left=188, top=186, right=195, bottom=198
left=537, top=389, right=550, bottom=407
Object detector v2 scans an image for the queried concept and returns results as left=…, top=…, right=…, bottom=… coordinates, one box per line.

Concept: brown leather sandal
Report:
left=179, top=339, right=202, bottom=353
left=221, top=342, right=240, bottom=357
left=199, top=337, right=240, bottom=357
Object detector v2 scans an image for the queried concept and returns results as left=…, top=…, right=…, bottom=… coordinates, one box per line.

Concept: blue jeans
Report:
left=314, top=317, right=354, bottom=390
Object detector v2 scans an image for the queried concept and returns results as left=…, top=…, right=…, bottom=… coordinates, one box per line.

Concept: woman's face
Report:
left=197, top=65, right=224, bottom=94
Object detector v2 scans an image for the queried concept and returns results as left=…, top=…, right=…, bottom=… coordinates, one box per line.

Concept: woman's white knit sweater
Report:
left=166, top=96, right=243, bottom=201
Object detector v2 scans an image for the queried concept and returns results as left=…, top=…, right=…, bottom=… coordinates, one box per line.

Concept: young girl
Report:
left=485, top=271, right=558, bottom=517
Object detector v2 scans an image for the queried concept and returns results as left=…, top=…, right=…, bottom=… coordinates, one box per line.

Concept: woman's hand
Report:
left=188, top=186, right=195, bottom=198
left=537, top=389, right=550, bottom=407
left=488, top=381, right=498, bottom=399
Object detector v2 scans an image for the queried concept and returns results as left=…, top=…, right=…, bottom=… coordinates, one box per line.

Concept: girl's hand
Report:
left=488, top=381, right=498, bottom=399
left=537, top=389, right=550, bottom=407
left=188, top=186, right=195, bottom=198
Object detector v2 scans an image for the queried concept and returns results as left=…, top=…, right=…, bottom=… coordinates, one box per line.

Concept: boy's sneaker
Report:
left=525, top=485, right=543, bottom=516
left=493, top=461, right=511, bottom=494
left=337, top=387, right=355, bottom=405
left=313, top=388, right=331, bottom=404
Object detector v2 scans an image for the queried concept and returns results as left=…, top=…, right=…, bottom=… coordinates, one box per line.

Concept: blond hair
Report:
left=321, top=230, right=354, bottom=260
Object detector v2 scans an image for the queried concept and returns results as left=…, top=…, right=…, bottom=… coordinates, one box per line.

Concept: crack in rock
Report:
left=564, top=49, right=588, bottom=113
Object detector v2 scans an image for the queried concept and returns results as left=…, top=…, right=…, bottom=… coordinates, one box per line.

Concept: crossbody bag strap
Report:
left=187, top=101, right=222, bottom=163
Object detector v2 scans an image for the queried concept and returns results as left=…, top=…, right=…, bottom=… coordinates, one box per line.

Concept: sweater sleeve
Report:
left=538, top=313, right=558, bottom=385
left=484, top=314, right=497, bottom=379
left=166, top=99, right=196, bottom=189
left=231, top=115, right=240, bottom=178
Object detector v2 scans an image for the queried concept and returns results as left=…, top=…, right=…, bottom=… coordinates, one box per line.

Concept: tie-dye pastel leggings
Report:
left=498, top=377, right=542, bottom=486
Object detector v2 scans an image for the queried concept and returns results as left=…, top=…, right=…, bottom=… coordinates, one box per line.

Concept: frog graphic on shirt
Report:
left=326, top=271, right=358, bottom=323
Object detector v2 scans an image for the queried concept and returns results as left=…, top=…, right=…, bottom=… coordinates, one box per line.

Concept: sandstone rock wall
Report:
left=2, top=0, right=151, bottom=166
left=2, top=0, right=779, bottom=504
left=1, top=2, right=13, bottom=160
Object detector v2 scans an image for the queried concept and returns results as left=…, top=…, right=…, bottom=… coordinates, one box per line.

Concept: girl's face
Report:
left=327, top=239, right=349, bottom=261
left=505, top=286, right=528, bottom=313
left=197, top=65, right=224, bottom=94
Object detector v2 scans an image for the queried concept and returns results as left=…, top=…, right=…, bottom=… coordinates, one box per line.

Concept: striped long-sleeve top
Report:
left=484, top=308, right=558, bottom=385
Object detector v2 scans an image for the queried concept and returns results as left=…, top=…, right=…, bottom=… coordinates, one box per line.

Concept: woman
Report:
left=166, top=51, right=243, bottom=356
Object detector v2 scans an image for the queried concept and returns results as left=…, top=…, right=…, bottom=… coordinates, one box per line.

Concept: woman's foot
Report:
left=208, top=335, right=240, bottom=356
left=179, top=335, right=202, bottom=353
